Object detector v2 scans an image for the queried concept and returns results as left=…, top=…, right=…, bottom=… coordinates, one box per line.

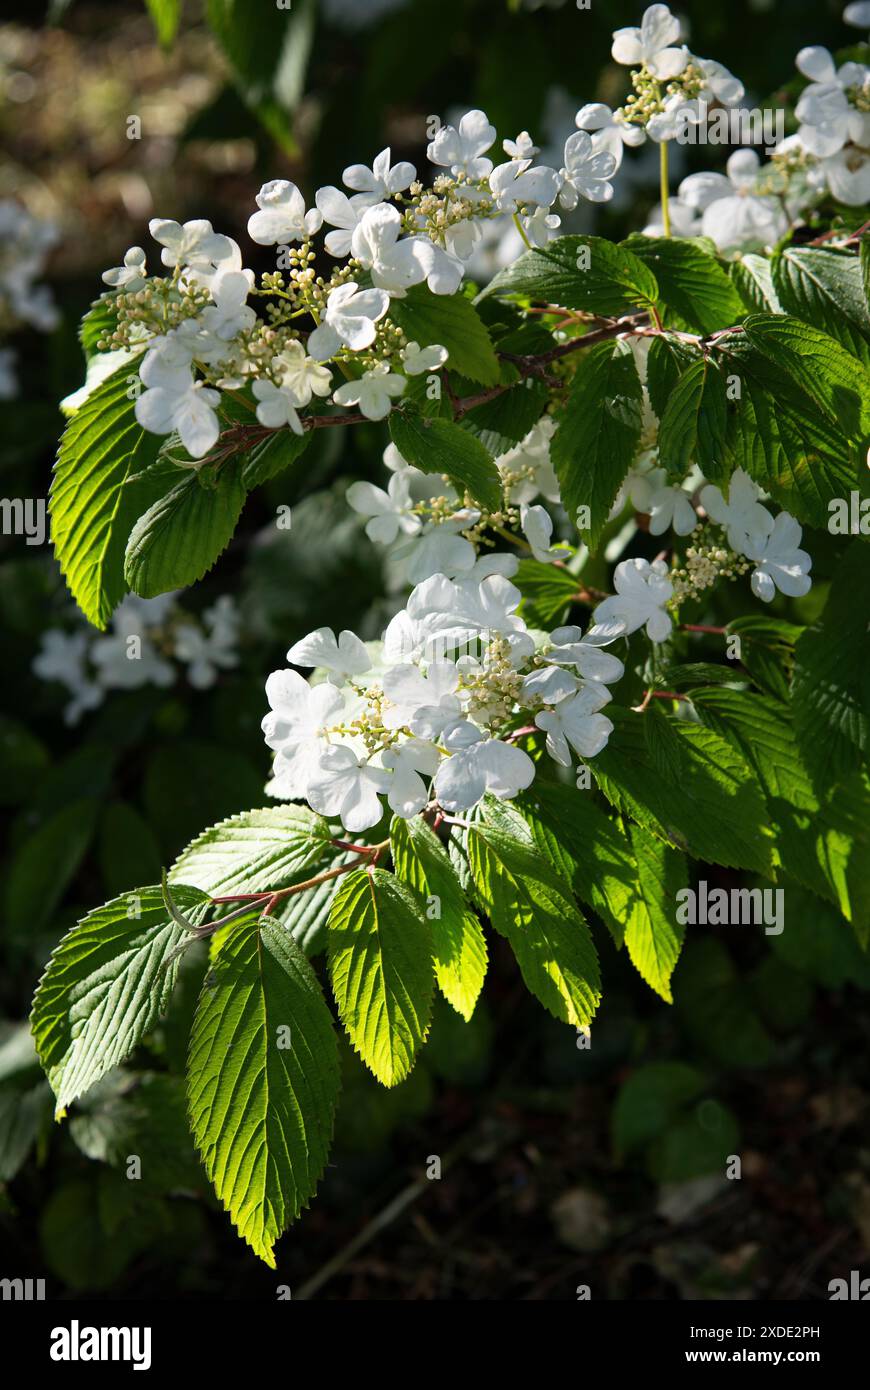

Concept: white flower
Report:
left=247, top=181, right=323, bottom=245
left=590, top=557, right=674, bottom=643
left=696, top=58, right=745, bottom=107
left=630, top=468, right=697, bottom=536
left=401, top=340, right=448, bottom=375
left=700, top=468, right=772, bottom=553
left=539, top=626, right=625, bottom=684
left=574, top=103, right=645, bottom=168
left=433, top=722, right=535, bottom=811
left=272, top=341, right=333, bottom=405
left=262, top=670, right=345, bottom=797
left=307, top=281, right=390, bottom=360
left=488, top=159, right=562, bottom=214
left=560, top=130, right=617, bottom=206
left=200, top=268, right=256, bottom=340
left=307, top=745, right=390, bottom=832
left=823, top=146, right=870, bottom=205
left=503, top=131, right=540, bottom=160
left=350, top=202, right=427, bottom=296
left=535, top=686, right=614, bottom=765
left=521, top=208, right=562, bottom=248
left=845, top=2, right=870, bottom=33
left=333, top=363, right=406, bottom=420
left=795, top=79, right=870, bottom=159
left=521, top=504, right=564, bottom=563
left=647, top=95, right=703, bottom=144
left=102, top=246, right=147, bottom=290
left=90, top=597, right=176, bottom=692
left=149, top=217, right=234, bottom=271
left=744, top=513, right=813, bottom=603
left=611, top=5, right=688, bottom=80
left=679, top=150, right=787, bottom=255
left=252, top=379, right=304, bottom=434
left=400, top=522, right=477, bottom=584
left=347, top=472, right=422, bottom=543
left=342, top=147, right=416, bottom=203
left=287, top=626, right=372, bottom=684
left=382, top=660, right=462, bottom=737
left=315, top=186, right=369, bottom=257
left=33, top=630, right=103, bottom=725
left=428, top=109, right=497, bottom=178
left=381, top=739, right=440, bottom=817
left=383, top=571, right=526, bottom=664
left=643, top=195, right=702, bottom=239
left=135, top=342, right=221, bottom=458
left=174, top=596, right=240, bottom=689
left=496, top=418, right=560, bottom=505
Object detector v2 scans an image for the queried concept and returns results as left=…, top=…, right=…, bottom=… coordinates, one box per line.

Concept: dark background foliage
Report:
left=1, top=0, right=869, bottom=1300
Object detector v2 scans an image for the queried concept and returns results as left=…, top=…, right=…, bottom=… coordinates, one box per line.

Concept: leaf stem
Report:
left=659, top=140, right=672, bottom=239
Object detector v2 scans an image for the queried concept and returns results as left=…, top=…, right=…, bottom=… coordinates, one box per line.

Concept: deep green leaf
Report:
left=390, top=285, right=500, bottom=386
left=124, top=463, right=247, bottom=597
left=390, top=406, right=502, bottom=510
left=478, top=234, right=658, bottom=315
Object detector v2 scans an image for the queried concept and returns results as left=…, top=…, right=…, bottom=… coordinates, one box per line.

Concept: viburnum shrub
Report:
left=32, top=3, right=870, bottom=1265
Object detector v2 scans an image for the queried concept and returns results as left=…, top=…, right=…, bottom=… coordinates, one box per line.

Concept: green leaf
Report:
left=514, top=557, right=581, bottom=628
left=188, top=916, right=340, bottom=1266
left=170, top=805, right=332, bottom=896
left=613, top=1059, right=740, bottom=1179
left=592, top=712, right=774, bottom=874
left=518, top=783, right=639, bottom=948
left=50, top=365, right=164, bottom=628
left=6, top=799, right=99, bottom=934
left=478, top=234, right=658, bottom=315
left=657, top=356, right=729, bottom=480
left=792, top=542, right=870, bottom=786
left=460, top=379, right=548, bottom=451
left=467, top=820, right=600, bottom=1027
left=623, top=824, right=688, bottom=1003
left=742, top=313, right=870, bottom=441
left=645, top=334, right=698, bottom=419
left=624, top=235, right=745, bottom=334
left=717, top=333, right=861, bottom=527
left=727, top=615, right=803, bottom=701
left=98, top=801, right=162, bottom=898
left=674, top=939, right=775, bottom=1069
left=0, top=715, right=49, bottom=806
left=551, top=340, right=644, bottom=548
left=242, top=428, right=311, bottom=488
left=390, top=285, right=501, bottom=386
left=31, top=884, right=210, bottom=1114
left=613, top=1061, right=705, bottom=1159
left=731, top=254, right=783, bottom=314
left=390, top=816, right=487, bottom=1022
left=78, top=297, right=119, bottom=359
left=773, top=246, right=870, bottom=365
left=327, top=868, right=434, bottom=1086
left=390, top=406, right=502, bottom=511
left=0, top=1082, right=52, bottom=1181
left=204, top=0, right=316, bottom=152
left=124, top=463, right=247, bottom=598
left=145, top=0, right=181, bottom=48
left=691, top=687, right=867, bottom=920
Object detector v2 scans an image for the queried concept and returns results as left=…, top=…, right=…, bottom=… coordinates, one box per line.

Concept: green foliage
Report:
left=50, top=366, right=163, bottom=628
left=479, top=235, right=658, bottom=315
left=124, top=462, right=247, bottom=597
left=390, top=286, right=501, bottom=385
left=551, top=340, right=644, bottom=547
left=623, top=235, right=745, bottom=334
left=31, top=884, right=210, bottom=1113
left=327, top=867, right=434, bottom=1087
left=204, top=0, right=316, bottom=152
left=187, top=915, right=339, bottom=1266
left=657, top=355, right=728, bottom=480
left=390, top=406, right=502, bottom=510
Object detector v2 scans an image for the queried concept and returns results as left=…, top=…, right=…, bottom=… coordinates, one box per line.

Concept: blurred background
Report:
left=1, top=0, right=869, bottom=1301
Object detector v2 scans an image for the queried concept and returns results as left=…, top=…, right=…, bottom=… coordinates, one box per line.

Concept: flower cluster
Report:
left=0, top=200, right=59, bottom=400
left=91, top=111, right=573, bottom=459
left=33, top=593, right=241, bottom=725
left=626, top=2, right=870, bottom=252
left=262, top=564, right=630, bottom=830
